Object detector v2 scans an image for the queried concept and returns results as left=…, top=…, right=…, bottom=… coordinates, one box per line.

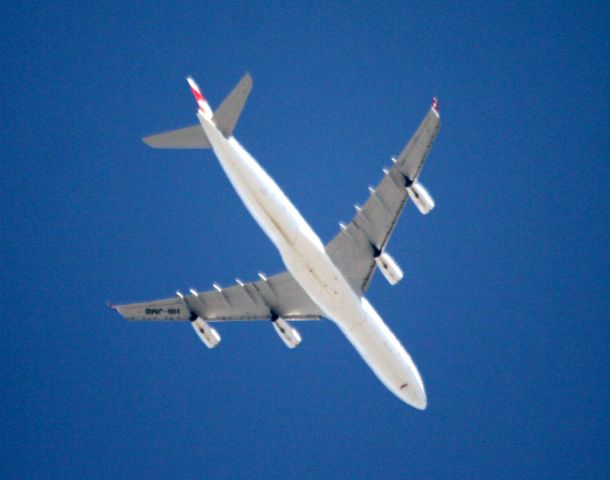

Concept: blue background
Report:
left=2, top=1, right=608, bottom=478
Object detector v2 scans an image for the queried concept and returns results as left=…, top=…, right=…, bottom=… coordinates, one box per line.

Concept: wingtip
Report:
left=431, top=97, right=439, bottom=112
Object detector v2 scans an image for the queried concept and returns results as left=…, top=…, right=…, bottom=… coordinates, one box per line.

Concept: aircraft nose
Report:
left=411, top=385, right=427, bottom=410
left=398, top=380, right=427, bottom=410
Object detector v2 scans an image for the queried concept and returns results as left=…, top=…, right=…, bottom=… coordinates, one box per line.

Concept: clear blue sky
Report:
left=2, top=1, right=608, bottom=478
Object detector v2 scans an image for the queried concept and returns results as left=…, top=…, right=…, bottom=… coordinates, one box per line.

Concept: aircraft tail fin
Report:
left=142, top=73, right=252, bottom=149
left=187, top=76, right=214, bottom=120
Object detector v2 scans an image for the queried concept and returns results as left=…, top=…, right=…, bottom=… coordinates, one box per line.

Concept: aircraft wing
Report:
left=325, top=103, right=441, bottom=295
left=112, top=271, right=324, bottom=321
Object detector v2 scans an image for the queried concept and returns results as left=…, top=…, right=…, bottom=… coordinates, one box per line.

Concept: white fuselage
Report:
left=200, top=115, right=427, bottom=409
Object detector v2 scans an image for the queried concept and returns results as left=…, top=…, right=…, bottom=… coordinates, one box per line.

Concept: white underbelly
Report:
left=204, top=124, right=426, bottom=408
left=278, top=232, right=426, bottom=408
left=285, top=247, right=426, bottom=407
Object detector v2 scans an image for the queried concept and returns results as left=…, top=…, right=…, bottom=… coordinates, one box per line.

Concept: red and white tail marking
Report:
left=187, top=76, right=213, bottom=119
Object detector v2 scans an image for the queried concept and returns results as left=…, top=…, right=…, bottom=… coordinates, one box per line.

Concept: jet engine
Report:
left=272, top=317, right=302, bottom=349
left=375, top=251, right=404, bottom=285
left=407, top=182, right=435, bottom=215
left=191, top=317, right=221, bottom=348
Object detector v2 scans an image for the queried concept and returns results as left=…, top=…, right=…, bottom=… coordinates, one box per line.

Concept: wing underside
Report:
left=325, top=105, right=441, bottom=295
left=119, top=102, right=439, bottom=321
left=114, top=271, right=324, bottom=322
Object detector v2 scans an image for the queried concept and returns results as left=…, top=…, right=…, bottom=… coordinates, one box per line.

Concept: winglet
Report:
left=186, top=76, right=213, bottom=120
left=431, top=97, right=439, bottom=113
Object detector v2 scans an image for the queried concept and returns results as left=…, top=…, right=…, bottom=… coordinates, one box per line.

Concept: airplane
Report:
left=111, top=73, right=441, bottom=409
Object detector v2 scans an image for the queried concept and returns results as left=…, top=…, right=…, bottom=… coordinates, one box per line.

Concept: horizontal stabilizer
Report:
left=142, top=73, right=251, bottom=149
left=142, top=125, right=211, bottom=149
left=213, top=73, right=252, bottom=137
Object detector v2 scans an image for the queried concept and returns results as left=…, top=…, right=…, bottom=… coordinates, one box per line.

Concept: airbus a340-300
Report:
left=111, top=74, right=441, bottom=409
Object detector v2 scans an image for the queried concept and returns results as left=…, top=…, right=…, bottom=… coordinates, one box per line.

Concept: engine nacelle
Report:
left=272, top=317, right=302, bottom=349
left=191, top=317, right=221, bottom=349
left=407, top=182, right=435, bottom=215
left=375, top=251, right=404, bottom=285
